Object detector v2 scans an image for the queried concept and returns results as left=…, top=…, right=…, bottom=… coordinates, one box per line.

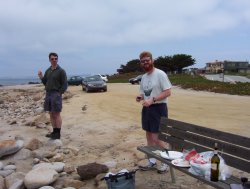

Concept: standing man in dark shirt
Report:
left=38, top=52, right=67, bottom=140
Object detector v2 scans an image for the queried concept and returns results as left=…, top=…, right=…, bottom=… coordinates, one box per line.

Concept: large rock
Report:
left=10, top=148, right=32, bottom=161
left=33, top=162, right=65, bottom=173
left=0, top=169, right=15, bottom=177
left=5, top=172, right=26, bottom=189
left=0, top=140, right=24, bottom=158
left=32, top=149, right=56, bottom=159
left=38, top=186, right=55, bottom=189
left=24, top=168, right=58, bottom=189
left=25, top=138, right=43, bottom=151
left=0, top=176, right=4, bottom=189
left=76, top=163, right=108, bottom=180
left=8, top=179, right=24, bottom=189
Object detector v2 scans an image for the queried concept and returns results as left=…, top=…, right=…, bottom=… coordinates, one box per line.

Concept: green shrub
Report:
left=108, top=73, right=250, bottom=96
left=169, top=74, right=250, bottom=96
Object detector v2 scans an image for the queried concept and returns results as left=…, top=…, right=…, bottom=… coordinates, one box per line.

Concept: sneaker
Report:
left=50, top=132, right=60, bottom=140
left=139, top=162, right=157, bottom=171
left=157, top=163, right=169, bottom=174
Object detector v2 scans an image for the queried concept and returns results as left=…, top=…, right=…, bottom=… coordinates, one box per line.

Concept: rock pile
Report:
left=0, top=87, right=109, bottom=189
left=0, top=138, right=109, bottom=189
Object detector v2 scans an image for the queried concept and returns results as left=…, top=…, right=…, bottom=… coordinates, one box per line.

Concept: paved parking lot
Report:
left=204, top=74, right=250, bottom=83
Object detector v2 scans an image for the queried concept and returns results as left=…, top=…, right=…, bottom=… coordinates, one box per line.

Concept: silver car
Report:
left=82, top=75, right=107, bottom=92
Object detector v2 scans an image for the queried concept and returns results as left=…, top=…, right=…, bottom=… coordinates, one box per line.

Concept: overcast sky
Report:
left=0, top=0, right=250, bottom=78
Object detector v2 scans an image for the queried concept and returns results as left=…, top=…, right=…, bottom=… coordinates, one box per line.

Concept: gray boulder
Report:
left=24, top=168, right=58, bottom=189
left=0, top=140, right=24, bottom=158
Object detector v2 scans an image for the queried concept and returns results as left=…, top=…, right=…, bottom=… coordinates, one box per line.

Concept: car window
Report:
left=86, top=76, right=101, bottom=82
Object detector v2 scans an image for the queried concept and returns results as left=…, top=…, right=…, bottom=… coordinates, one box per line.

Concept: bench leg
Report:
left=170, top=166, right=176, bottom=183
left=168, top=144, right=176, bottom=183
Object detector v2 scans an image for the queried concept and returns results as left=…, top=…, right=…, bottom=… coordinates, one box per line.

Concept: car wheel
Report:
left=86, top=87, right=89, bottom=93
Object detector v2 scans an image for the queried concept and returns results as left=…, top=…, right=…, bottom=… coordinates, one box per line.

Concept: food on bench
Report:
left=183, top=148, right=199, bottom=161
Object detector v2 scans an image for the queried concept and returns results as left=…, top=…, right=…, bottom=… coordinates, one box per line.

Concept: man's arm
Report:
left=153, top=89, right=171, bottom=102
left=59, top=70, right=68, bottom=94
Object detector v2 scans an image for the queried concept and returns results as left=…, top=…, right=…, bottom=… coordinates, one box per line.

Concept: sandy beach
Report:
left=0, top=83, right=249, bottom=189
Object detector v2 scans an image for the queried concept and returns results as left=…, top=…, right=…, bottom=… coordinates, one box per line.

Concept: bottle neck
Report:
left=214, top=149, right=218, bottom=155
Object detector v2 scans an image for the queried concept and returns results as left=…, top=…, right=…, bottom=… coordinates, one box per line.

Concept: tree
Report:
left=118, top=59, right=141, bottom=73
left=172, top=54, right=196, bottom=73
left=117, top=54, right=195, bottom=74
left=154, top=54, right=195, bottom=73
left=154, top=56, right=175, bottom=73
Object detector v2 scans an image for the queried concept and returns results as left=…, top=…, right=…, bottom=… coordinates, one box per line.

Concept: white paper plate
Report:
left=160, top=151, right=183, bottom=160
left=171, top=159, right=190, bottom=167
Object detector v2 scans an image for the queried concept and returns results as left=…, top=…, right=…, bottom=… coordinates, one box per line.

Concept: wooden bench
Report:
left=137, top=117, right=250, bottom=189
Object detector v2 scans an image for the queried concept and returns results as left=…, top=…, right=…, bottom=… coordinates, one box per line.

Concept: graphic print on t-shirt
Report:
left=143, top=80, right=153, bottom=98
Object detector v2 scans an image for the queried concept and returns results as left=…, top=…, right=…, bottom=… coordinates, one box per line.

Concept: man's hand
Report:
left=142, top=98, right=154, bottom=107
left=38, top=70, right=43, bottom=79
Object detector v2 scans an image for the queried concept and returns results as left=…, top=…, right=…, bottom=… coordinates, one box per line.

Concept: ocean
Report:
left=0, top=77, right=41, bottom=86
left=0, top=74, right=89, bottom=86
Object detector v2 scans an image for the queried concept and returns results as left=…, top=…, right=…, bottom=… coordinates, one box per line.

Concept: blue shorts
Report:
left=44, top=91, right=62, bottom=112
left=141, top=103, right=168, bottom=133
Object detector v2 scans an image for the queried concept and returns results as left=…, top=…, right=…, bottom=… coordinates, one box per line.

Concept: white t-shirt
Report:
left=140, top=68, right=172, bottom=103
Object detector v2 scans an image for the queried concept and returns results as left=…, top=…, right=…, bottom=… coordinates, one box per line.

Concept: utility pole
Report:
left=221, top=62, right=225, bottom=82
left=222, top=68, right=224, bottom=82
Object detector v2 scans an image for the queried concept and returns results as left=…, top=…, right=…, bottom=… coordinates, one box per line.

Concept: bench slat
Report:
left=160, top=118, right=250, bottom=149
left=164, top=126, right=250, bottom=161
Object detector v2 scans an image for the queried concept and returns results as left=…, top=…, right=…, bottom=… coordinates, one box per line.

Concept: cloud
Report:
left=0, top=0, right=250, bottom=77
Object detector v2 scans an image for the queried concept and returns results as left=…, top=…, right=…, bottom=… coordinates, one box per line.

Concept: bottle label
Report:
left=211, top=163, right=217, bottom=170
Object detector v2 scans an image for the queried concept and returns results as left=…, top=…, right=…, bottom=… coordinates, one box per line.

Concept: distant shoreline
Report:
left=0, top=77, right=41, bottom=86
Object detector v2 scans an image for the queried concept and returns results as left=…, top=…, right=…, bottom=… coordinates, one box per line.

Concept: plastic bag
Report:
left=188, top=151, right=231, bottom=180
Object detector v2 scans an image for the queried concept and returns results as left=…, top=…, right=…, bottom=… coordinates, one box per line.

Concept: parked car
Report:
left=129, top=75, right=142, bottom=84
left=68, top=76, right=83, bottom=86
left=96, top=74, right=108, bottom=82
left=82, top=75, right=107, bottom=92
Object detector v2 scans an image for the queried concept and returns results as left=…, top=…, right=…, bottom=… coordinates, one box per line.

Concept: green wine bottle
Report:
left=210, top=143, right=220, bottom=182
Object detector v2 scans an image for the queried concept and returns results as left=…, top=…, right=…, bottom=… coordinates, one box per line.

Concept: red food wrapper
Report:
left=183, top=149, right=198, bottom=161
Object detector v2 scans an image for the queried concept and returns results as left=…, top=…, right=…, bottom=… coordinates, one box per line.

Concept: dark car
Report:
left=68, top=76, right=83, bottom=86
left=82, top=75, right=107, bottom=92
left=129, top=75, right=142, bottom=84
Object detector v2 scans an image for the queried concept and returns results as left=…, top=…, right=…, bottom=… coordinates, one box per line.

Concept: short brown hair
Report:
left=49, top=52, right=58, bottom=59
left=139, top=51, right=152, bottom=60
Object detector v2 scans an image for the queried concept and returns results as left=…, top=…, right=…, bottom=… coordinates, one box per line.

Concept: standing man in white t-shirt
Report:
left=136, top=51, right=172, bottom=173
